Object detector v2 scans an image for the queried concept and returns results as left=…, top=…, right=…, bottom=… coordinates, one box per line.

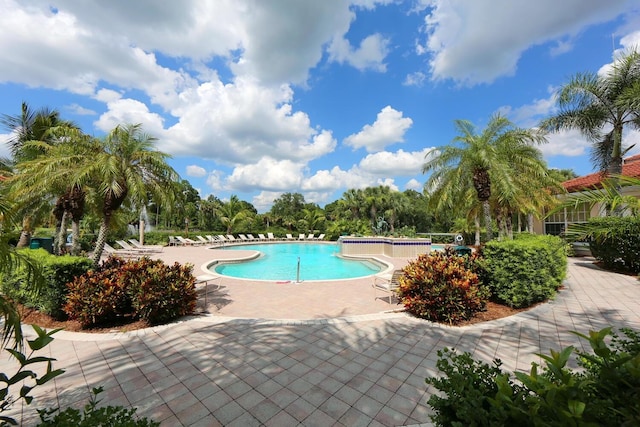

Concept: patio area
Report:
left=3, top=245, right=640, bottom=426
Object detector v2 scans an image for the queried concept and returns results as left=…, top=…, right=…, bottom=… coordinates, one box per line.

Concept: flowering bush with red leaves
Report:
left=64, top=256, right=197, bottom=327
left=397, top=249, right=489, bottom=324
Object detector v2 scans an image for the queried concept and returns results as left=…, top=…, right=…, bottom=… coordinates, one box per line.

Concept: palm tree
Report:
left=216, top=195, right=250, bottom=234
left=72, top=124, right=179, bottom=264
left=11, top=130, right=90, bottom=255
left=1, top=102, right=79, bottom=247
left=540, top=49, right=640, bottom=176
left=423, top=114, right=548, bottom=241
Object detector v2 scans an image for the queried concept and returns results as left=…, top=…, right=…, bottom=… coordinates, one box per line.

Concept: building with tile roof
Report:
left=534, top=154, right=640, bottom=236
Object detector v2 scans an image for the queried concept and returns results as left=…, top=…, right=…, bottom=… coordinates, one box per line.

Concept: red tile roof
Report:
left=563, top=155, right=640, bottom=192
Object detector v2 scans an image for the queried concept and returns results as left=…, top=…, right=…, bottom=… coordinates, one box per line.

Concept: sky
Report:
left=1, top=0, right=640, bottom=212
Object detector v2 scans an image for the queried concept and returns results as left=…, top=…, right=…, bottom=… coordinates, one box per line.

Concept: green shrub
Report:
left=397, top=249, right=490, bottom=324
left=426, top=327, right=640, bottom=426
left=64, top=256, right=197, bottom=328
left=586, top=216, right=640, bottom=273
left=134, top=230, right=172, bottom=246
left=482, top=234, right=567, bottom=308
left=0, top=249, right=93, bottom=319
left=38, top=387, right=159, bottom=426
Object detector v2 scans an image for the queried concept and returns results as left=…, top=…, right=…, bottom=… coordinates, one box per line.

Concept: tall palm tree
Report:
left=73, top=124, right=179, bottom=264
left=1, top=102, right=79, bottom=247
left=423, top=114, right=547, bottom=241
left=540, top=49, right=640, bottom=176
left=11, top=129, right=90, bottom=255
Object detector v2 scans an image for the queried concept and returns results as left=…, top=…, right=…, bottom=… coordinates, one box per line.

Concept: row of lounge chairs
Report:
left=168, top=233, right=326, bottom=246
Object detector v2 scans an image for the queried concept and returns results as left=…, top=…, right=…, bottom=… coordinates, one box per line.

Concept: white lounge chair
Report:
left=267, top=232, right=276, bottom=240
left=116, top=240, right=156, bottom=253
left=258, top=234, right=267, bottom=240
left=307, top=234, right=314, bottom=240
left=176, top=236, right=197, bottom=245
left=238, top=234, right=249, bottom=241
left=298, top=234, right=306, bottom=240
left=315, top=234, right=325, bottom=241
left=372, top=270, right=403, bottom=305
left=226, top=235, right=237, bottom=242
left=103, top=243, right=139, bottom=258
left=128, top=239, right=164, bottom=251
left=195, top=235, right=209, bottom=245
left=286, top=234, right=294, bottom=240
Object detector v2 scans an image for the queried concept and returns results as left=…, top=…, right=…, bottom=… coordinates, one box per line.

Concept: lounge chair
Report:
left=286, top=234, right=294, bottom=240
left=315, top=234, right=325, bottom=241
left=226, top=235, right=237, bottom=242
left=116, top=240, right=156, bottom=253
left=372, top=270, right=403, bottom=305
left=258, top=234, right=267, bottom=240
left=168, top=236, right=181, bottom=246
left=103, top=243, right=139, bottom=258
left=238, top=234, right=249, bottom=241
left=267, top=232, right=276, bottom=240
left=128, top=239, right=164, bottom=251
left=307, top=233, right=314, bottom=240
left=298, top=234, right=306, bottom=240
left=246, top=234, right=256, bottom=240
left=195, top=235, right=209, bottom=245
left=176, top=236, right=197, bottom=246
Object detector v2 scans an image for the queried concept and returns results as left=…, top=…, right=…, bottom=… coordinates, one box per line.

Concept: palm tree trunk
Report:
left=474, top=215, right=481, bottom=246
left=91, top=216, right=110, bottom=265
left=16, top=216, right=33, bottom=248
left=527, top=213, right=534, bottom=233
left=482, top=201, right=493, bottom=241
left=55, top=211, right=68, bottom=255
left=71, top=219, right=81, bottom=255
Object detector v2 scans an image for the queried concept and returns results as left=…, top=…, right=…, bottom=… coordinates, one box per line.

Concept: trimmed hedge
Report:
left=587, top=216, right=640, bottom=274
left=482, top=234, right=567, bottom=308
left=0, top=249, right=93, bottom=319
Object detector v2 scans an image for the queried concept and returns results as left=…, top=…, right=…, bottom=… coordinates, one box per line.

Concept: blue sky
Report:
left=1, top=0, right=640, bottom=212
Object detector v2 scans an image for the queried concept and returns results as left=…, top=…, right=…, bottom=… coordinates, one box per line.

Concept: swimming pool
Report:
left=212, top=243, right=385, bottom=281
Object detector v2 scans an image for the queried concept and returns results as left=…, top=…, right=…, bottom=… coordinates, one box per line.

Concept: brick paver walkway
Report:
left=3, top=250, right=639, bottom=426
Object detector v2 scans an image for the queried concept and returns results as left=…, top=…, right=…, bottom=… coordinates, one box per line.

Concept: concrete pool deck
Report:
left=3, top=246, right=640, bottom=426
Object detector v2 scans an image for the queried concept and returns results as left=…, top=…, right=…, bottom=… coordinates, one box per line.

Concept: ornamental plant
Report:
left=397, top=249, right=489, bottom=324
left=64, top=256, right=197, bottom=328
left=426, top=327, right=640, bottom=426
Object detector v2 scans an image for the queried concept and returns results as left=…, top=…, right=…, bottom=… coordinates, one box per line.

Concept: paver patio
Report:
left=2, top=246, right=639, bottom=426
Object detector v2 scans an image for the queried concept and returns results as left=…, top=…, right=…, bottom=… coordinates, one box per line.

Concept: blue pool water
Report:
left=212, top=243, right=383, bottom=281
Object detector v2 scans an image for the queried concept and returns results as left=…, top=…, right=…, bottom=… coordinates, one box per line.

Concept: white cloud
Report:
left=94, top=98, right=165, bottom=136
left=252, top=191, right=284, bottom=213
left=161, top=77, right=336, bottom=163
left=186, top=165, right=207, bottom=178
left=328, top=33, right=390, bottom=72
left=418, top=0, right=631, bottom=85
left=405, top=178, right=423, bottom=191
left=541, top=129, right=591, bottom=157
left=66, top=103, right=96, bottom=116
left=0, top=134, right=11, bottom=159
left=359, top=148, right=433, bottom=175
left=403, top=71, right=427, bottom=87
left=206, top=170, right=226, bottom=191
left=344, top=106, right=413, bottom=152
left=226, top=157, right=304, bottom=192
